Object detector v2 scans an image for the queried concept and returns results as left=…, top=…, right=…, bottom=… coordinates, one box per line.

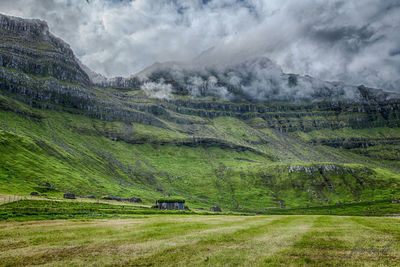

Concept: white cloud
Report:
left=0, top=0, right=399, bottom=92
left=141, top=80, right=173, bottom=99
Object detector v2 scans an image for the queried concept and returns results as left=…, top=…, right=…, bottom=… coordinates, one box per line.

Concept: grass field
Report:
left=0, top=215, right=399, bottom=266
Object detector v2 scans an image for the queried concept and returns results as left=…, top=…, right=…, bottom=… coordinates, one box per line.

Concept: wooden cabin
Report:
left=156, top=199, right=185, bottom=210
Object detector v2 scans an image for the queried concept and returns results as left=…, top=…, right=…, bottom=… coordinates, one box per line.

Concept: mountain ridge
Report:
left=1, top=13, right=398, bottom=104
left=0, top=13, right=399, bottom=211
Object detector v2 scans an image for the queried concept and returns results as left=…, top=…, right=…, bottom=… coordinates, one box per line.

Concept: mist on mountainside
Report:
left=135, top=57, right=398, bottom=103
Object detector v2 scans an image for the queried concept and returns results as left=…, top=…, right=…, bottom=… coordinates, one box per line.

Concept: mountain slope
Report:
left=0, top=13, right=399, bottom=211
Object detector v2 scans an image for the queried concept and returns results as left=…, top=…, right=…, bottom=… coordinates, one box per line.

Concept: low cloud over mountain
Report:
left=0, top=0, right=399, bottom=93
left=134, top=57, right=398, bottom=103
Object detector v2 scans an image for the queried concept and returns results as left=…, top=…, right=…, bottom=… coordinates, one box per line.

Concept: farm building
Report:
left=210, top=206, right=222, bottom=212
left=156, top=198, right=185, bottom=210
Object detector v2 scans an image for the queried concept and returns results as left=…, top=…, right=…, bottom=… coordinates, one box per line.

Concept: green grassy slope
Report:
left=0, top=92, right=400, bottom=211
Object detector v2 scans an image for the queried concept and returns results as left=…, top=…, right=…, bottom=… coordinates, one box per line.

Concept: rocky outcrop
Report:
left=256, top=164, right=387, bottom=206
left=154, top=98, right=400, bottom=132
left=0, top=67, right=169, bottom=128
left=101, top=195, right=142, bottom=202
left=63, top=193, right=76, bottom=199
left=129, top=197, right=142, bottom=203
left=101, top=195, right=122, bottom=201
left=311, top=137, right=400, bottom=149
left=0, top=13, right=90, bottom=85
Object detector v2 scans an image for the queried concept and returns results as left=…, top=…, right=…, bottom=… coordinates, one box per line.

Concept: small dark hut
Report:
left=210, top=206, right=222, bottom=212
left=156, top=198, right=185, bottom=210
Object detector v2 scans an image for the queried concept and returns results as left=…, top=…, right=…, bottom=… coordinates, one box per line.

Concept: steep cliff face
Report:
left=0, top=14, right=90, bottom=85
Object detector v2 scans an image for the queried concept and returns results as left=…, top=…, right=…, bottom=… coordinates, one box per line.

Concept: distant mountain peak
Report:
left=0, top=13, right=49, bottom=34
left=0, top=13, right=398, bottom=104
left=0, top=13, right=90, bottom=85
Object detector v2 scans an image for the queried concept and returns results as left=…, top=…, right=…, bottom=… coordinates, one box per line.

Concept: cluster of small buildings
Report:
left=35, top=190, right=223, bottom=212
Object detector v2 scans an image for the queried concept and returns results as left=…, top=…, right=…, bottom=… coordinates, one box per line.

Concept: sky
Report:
left=0, top=0, right=399, bottom=92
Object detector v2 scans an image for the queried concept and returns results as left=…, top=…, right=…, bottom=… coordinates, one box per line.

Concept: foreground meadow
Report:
left=0, top=215, right=399, bottom=266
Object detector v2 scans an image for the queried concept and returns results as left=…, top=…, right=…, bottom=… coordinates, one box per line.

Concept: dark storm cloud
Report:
left=389, top=49, right=400, bottom=57
left=310, top=26, right=374, bottom=46
left=0, top=0, right=399, bottom=92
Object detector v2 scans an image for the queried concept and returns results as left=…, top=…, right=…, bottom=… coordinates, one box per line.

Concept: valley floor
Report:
left=0, top=215, right=399, bottom=266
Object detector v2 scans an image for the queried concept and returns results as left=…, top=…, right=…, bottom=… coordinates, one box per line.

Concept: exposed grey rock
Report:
left=63, top=193, right=76, bottom=199
left=80, top=194, right=95, bottom=199
left=101, top=195, right=122, bottom=201
left=0, top=13, right=90, bottom=85
left=128, top=197, right=142, bottom=203
left=43, top=182, right=52, bottom=188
